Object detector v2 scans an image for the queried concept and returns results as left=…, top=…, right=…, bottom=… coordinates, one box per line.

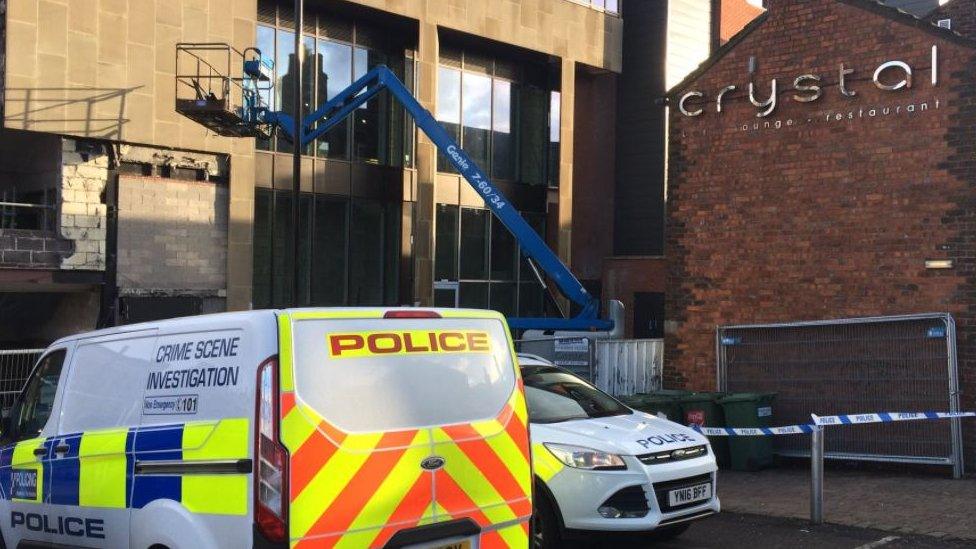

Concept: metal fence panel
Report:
left=594, top=339, right=664, bottom=396
left=717, top=314, right=962, bottom=474
left=0, top=349, right=42, bottom=413
left=516, top=337, right=596, bottom=380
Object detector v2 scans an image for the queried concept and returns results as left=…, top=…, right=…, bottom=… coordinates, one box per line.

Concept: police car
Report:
left=0, top=309, right=532, bottom=549
left=519, top=354, right=719, bottom=547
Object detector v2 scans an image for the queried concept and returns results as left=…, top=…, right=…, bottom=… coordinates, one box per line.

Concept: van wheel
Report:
left=531, top=490, right=562, bottom=549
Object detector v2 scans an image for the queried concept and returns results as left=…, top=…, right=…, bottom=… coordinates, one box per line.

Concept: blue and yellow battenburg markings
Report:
left=0, top=419, right=248, bottom=515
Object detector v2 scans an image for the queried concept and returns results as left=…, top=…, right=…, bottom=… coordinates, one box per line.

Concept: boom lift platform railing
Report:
left=174, top=43, right=614, bottom=332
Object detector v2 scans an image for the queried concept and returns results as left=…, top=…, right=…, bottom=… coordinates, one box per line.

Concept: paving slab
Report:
left=715, top=467, right=976, bottom=540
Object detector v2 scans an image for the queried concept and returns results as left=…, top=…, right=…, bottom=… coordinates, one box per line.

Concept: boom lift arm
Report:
left=176, top=44, right=611, bottom=331
left=264, top=66, right=610, bottom=331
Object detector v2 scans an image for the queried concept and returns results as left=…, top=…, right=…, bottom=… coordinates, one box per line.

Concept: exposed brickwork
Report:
left=667, top=0, right=976, bottom=464
left=930, top=0, right=976, bottom=40
left=0, top=229, right=73, bottom=268
left=117, top=175, right=228, bottom=294
left=60, top=138, right=109, bottom=271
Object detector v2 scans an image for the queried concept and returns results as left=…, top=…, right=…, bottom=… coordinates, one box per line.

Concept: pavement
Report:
left=582, top=512, right=976, bottom=548
left=716, top=466, right=976, bottom=541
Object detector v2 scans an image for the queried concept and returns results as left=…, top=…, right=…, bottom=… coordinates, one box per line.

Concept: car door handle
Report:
left=54, top=444, right=69, bottom=454
left=33, top=447, right=47, bottom=456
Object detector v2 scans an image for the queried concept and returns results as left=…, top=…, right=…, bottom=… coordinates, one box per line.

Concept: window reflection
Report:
left=549, top=91, right=561, bottom=187
left=354, top=47, right=388, bottom=163
left=462, top=72, right=491, bottom=171
left=437, top=67, right=462, bottom=174
left=275, top=29, right=295, bottom=153
left=492, top=80, right=516, bottom=180
left=436, top=49, right=558, bottom=186
left=255, top=16, right=403, bottom=166
left=318, top=40, right=351, bottom=159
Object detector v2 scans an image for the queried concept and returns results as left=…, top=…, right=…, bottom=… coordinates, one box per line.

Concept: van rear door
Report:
left=278, top=310, right=531, bottom=548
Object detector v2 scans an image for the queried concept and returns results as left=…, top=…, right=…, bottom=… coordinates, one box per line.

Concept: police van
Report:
left=0, top=308, right=532, bottom=549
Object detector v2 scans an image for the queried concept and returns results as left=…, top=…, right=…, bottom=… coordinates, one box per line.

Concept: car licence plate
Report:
left=668, top=482, right=712, bottom=507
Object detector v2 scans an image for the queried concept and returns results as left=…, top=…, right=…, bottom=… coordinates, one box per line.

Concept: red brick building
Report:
left=666, top=0, right=976, bottom=461
left=931, top=0, right=976, bottom=39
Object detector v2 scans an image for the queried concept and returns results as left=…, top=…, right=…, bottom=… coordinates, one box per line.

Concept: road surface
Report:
left=577, top=512, right=973, bottom=548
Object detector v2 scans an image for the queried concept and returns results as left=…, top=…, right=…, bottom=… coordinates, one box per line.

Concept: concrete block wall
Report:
left=60, top=138, right=109, bottom=271
left=117, top=175, right=228, bottom=293
left=0, top=230, right=73, bottom=268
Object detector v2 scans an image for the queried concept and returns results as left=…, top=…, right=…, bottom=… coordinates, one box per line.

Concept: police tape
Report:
left=812, top=411, right=976, bottom=426
left=690, top=411, right=976, bottom=437
left=692, top=424, right=815, bottom=437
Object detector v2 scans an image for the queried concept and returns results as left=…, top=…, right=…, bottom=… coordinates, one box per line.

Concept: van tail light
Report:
left=255, top=356, right=288, bottom=543
left=383, top=310, right=442, bottom=319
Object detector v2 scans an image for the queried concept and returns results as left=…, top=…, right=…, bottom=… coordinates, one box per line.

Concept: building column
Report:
left=226, top=12, right=258, bottom=311
left=558, top=59, right=576, bottom=270
left=412, top=21, right=439, bottom=306
left=226, top=149, right=255, bottom=311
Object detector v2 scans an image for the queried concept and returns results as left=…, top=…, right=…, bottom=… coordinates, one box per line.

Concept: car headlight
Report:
left=544, top=443, right=627, bottom=471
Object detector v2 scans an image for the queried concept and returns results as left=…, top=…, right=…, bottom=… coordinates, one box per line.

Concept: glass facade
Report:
left=435, top=48, right=559, bottom=187
left=255, top=5, right=409, bottom=166
left=253, top=189, right=399, bottom=308
left=253, top=3, right=566, bottom=317
left=435, top=204, right=547, bottom=318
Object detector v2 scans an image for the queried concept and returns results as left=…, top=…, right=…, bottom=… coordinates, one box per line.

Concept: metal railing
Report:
left=0, top=188, right=56, bottom=231
left=515, top=337, right=664, bottom=397
left=0, top=349, right=42, bottom=414
left=566, top=0, right=620, bottom=15
left=594, top=339, right=663, bottom=396
left=717, top=313, right=963, bottom=477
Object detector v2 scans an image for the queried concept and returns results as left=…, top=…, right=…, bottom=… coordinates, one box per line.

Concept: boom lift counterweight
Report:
left=175, top=43, right=614, bottom=332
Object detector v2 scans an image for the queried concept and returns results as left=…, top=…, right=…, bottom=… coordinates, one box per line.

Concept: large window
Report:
left=253, top=188, right=399, bottom=308
left=435, top=204, right=546, bottom=318
left=255, top=3, right=410, bottom=166
left=436, top=48, right=558, bottom=186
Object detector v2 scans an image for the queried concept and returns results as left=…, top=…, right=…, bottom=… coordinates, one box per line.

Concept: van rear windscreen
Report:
left=290, top=317, right=516, bottom=433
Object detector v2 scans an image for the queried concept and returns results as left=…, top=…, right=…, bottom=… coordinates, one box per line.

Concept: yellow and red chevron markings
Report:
left=279, top=384, right=531, bottom=549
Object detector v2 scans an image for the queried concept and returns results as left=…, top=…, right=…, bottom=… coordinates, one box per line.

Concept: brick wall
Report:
left=667, top=0, right=976, bottom=461
left=931, top=0, right=976, bottom=39
left=117, top=175, right=228, bottom=294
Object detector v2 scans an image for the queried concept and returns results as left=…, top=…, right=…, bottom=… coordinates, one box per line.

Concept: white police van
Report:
left=519, top=355, right=720, bottom=547
left=0, top=308, right=532, bottom=549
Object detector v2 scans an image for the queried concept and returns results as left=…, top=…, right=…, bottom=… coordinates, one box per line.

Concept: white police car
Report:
left=519, top=354, right=720, bottom=547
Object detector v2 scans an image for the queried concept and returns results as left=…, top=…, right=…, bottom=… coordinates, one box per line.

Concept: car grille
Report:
left=600, top=485, right=650, bottom=518
left=652, top=473, right=713, bottom=513
left=637, top=444, right=708, bottom=465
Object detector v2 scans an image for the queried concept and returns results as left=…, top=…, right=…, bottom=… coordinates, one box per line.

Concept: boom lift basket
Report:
left=175, top=43, right=274, bottom=139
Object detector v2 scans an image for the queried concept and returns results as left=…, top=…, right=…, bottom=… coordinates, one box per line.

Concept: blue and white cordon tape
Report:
left=692, top=411, right=976, bottom=437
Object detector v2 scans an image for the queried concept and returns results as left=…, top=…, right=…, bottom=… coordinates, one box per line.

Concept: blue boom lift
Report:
left=175, top=43, right=615, bottom=332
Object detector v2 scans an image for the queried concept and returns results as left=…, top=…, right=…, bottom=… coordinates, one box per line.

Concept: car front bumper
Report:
left=545, top=453, right=721, bottom=533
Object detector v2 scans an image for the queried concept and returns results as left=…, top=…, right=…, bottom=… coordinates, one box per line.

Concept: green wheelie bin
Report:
left=718, top=392, right=777, bottom=471
left=622, top=390, right=690, bottom=422
left=676, top=392, right=730, bottom=467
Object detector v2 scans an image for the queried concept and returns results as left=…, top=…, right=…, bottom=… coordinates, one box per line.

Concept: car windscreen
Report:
left=522, top=367, right=631, bottom=424
left=291, top=317, right=516, bottom=433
